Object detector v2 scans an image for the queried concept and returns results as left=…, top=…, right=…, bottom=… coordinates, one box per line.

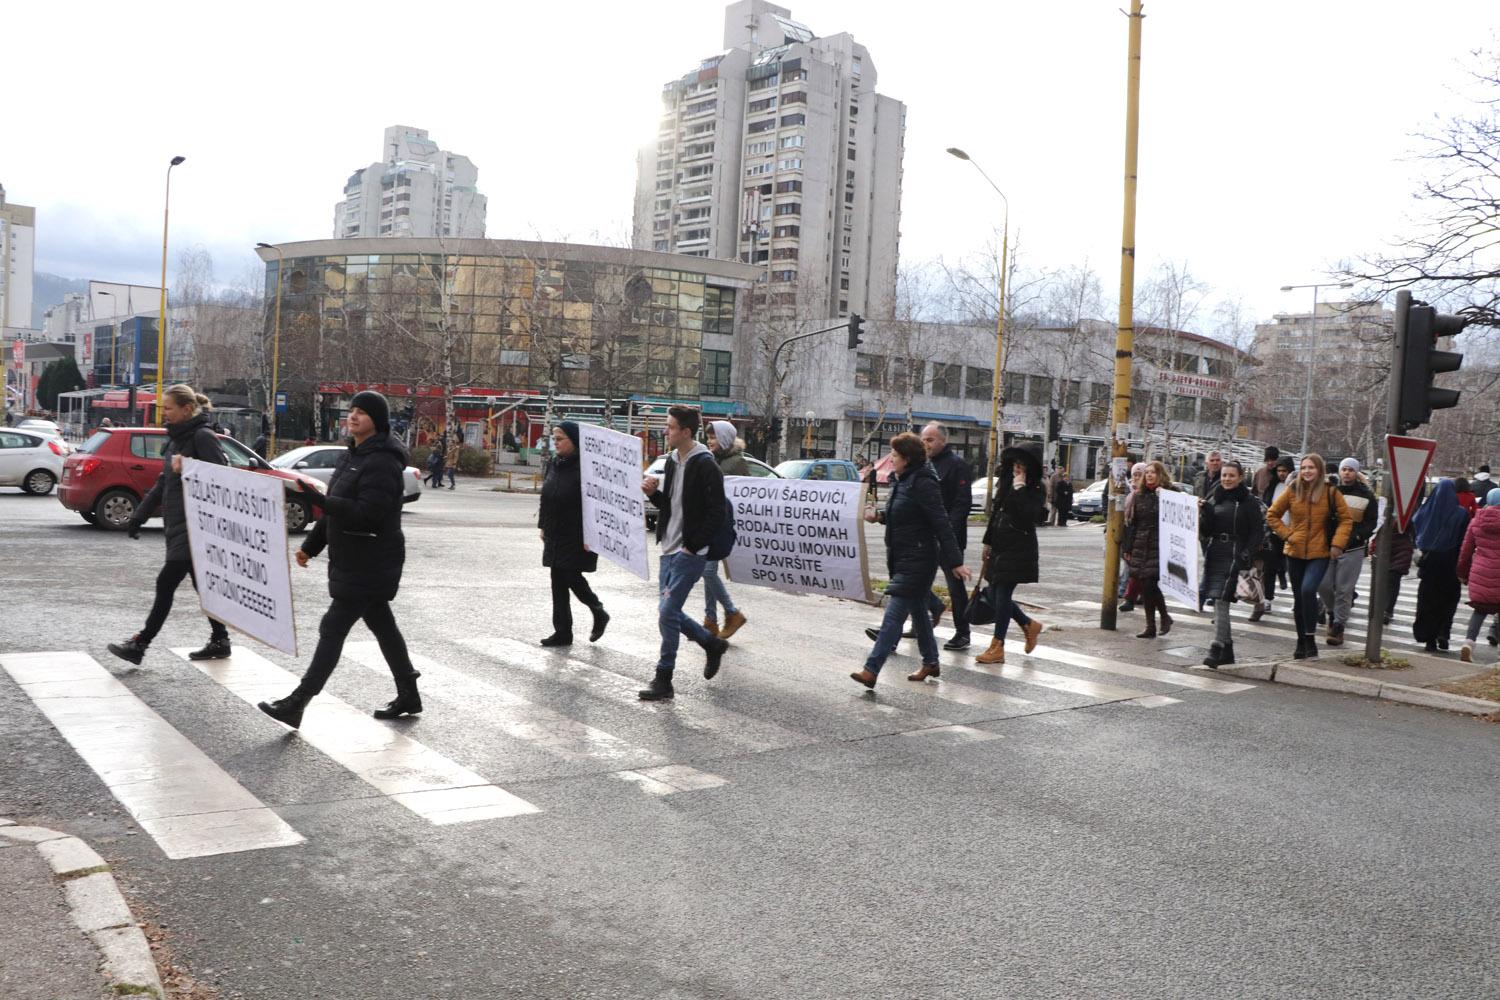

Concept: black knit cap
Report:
left=558, top=421, right=581, bottom=449
left=349, top=390, right=390, bottom=433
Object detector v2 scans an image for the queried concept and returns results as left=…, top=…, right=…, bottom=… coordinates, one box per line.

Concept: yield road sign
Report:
left=1386, top=434, right=1437, bottom=532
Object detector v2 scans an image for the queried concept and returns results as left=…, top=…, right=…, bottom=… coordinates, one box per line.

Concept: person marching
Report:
left=1411, top=478, right=1471, bottom=653
left=1253, top=454, right=1295, bottom=621
left=850, top=432, right=971, bottom=688
left=637, top=405, right=731, bottom=702
left=1459, top=488, right=1500, bottom=662
left=1194, top=450, right=1223, bottom=498
left=1316, top=458, right=1379, bottom=647
left=107, top=385, right=233, bottom=665
left=537, top=421, right=609, bottom=647
left=1199, top=461, right=1265, bottom=668
left=1126, top=461, right=1178, bottom=639
left=972, top=443, right=1046, bottom=665
left=701, top=420, right=748, bottom=640
left=258, top=391, right=421, bottom=728
left=920, top=422, right=973, bottom=650
left=1051, top=472, right=1074, bottom=527
left=1118, top=461, right=1147, bottom=613
left=1265, top=453, right=1355, bottom=660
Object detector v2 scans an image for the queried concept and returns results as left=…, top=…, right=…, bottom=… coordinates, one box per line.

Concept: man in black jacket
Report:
left=918, top=423, right=973, bottom=649
left=1317, top=457, right=1379, bottom=646
left=638, top=406, right=730, bottom=701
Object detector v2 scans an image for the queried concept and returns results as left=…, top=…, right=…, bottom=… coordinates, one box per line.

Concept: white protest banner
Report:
left=578, top=423, right=649, bottom=580
left=723, top=476, right=873, bottom=602
left=1157, top=486, right=1200, bottom=611
left=180, top=458, right=297, bottom=654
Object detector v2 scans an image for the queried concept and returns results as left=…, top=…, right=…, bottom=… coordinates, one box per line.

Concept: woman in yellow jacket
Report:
left=1266, top=453, right=1355, bottom=660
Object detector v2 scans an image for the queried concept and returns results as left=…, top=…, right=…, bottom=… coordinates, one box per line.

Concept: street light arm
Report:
left=770, top=319, right=857, bottom=381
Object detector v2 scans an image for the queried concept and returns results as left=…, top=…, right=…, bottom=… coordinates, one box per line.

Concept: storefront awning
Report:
left=843, top=409, right=988, bottom=427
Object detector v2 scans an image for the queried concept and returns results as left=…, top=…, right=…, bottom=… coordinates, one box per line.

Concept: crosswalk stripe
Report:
left=947, top=655, right=1155, bottom=702
left=0, top=652, right=305, bottom=859
left=343, top=642, right=733, bottom=795
left=1063, top=601, right=1425, bottom=652
left=1019, top=643, right=1256, bottom=694
left=173, top=648, right=539, bottom=826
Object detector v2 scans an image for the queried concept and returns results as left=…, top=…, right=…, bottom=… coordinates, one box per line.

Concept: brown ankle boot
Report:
left=702, top=616, right=719, bottom=638
left=974, top=637, right=1005, bottom=664
left=850, top=668, right=878, bottom=689
left=1022, top=619, right=1043, bottom=653
left=1136, top=602, right=1157, bottom=639
left=907, top=663, right=941, bottom=682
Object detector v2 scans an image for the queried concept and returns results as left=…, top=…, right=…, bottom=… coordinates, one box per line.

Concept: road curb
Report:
left=0, top=819, right=164, bottom=999
left=1217, top=661, right=1500, bottom=717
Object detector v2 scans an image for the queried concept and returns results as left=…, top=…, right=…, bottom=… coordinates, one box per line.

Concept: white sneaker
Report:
left=1460, top=642, right=1474, bottom=663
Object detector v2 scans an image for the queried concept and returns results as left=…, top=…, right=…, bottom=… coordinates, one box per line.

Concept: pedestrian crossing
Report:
left=2, top=604, right=1261, bottom=861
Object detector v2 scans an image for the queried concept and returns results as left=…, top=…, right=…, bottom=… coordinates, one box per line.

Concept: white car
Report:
left=0, top=427, right=66, bottom=494
left=270, top=444, right=423, bottom=503
left=15, top=418, right=71, bottom=453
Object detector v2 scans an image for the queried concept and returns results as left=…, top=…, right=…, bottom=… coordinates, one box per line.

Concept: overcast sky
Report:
left=4, top=0, right=1495, bottom=327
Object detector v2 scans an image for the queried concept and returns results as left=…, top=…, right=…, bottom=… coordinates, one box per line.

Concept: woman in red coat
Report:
left=1456, top=478, right=1479, bottom=517
left=1459, top=488, right=1500, bottom=663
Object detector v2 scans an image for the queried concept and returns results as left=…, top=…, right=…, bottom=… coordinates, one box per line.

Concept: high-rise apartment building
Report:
left=333, top=126, right=487, bottom=239
left=633, top=1, right=905, bottom=320
left=0, top=184, right=36, bottom=330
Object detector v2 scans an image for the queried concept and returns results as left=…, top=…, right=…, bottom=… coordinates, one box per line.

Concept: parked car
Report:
left=15, top=418, right=71, bottom=454
left=969, top=477, right=997, bottom=514
left=643, top=453, right=780, bottom=529
left=59, top=427, right=327, bottom=532
left=270, top=444, right=423, bottom=504
left=773, top=458, right=861, bottom=482
left=0, top=427, right=67, bottom=495
left=1071, top=479, right=1108, bottom=519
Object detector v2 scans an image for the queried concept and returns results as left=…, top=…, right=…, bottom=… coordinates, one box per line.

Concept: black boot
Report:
left=1304, top=634, right=1319, bottom=659
left=589, top=606, right=610, bottom=643
left=540, top=633, right=573, bottom=647
left=257, top=692, right=308, bottom=729
left=188, top=635, right=232, bottom=660
left=1218, top=641, right=1235, bottom=666
left=1202, top=642, right=1224, bottom=668
left=701, top=636, right=729, bottom=680
left=107, top=634, right=148, bottom=666
left=374, top=671, right=422, bottom=720
left=1293, top=635, right=1309, bottom=660
left=638, top=672, right=675, bottom=701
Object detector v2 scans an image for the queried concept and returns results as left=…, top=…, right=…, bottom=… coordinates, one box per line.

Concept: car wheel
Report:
left=80, top=511, right=98, bottom=525
left=285, top=496, right=310, bottom=534
left=22, top=469, right=57, bottom=495
left=95, top=488, right=138, bottom=530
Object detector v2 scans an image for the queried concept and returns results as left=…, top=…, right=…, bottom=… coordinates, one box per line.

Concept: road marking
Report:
left=344, top=642, right=731, bottom=796
left=949, top=656, right=1157, bottom=703
left=1062, top=601, right=1424, bottom=651
left=1021, top=643, right=1255, bottom=694
left=172, top=648, right=538, bottom=826
left=614, top=765, right=729, bottom=796
left=0, top=652, right=304, bottom=859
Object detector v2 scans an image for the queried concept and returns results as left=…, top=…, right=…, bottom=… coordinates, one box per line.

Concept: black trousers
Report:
left=140, top=559, right=229, bottom=644
left=551, top=567, right=602, bottom=637
left=296, top=595, right=415, bottom=698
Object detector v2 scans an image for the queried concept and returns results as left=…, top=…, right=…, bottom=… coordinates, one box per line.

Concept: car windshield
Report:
left=269, top=448, right=309, bottom=468
left=78, top=430, right=112, bottom=454
left=775, top=460, right=813, bottom=478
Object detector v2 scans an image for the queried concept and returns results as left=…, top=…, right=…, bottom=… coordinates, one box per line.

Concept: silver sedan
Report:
left=269, top=444, right=424, bottom=503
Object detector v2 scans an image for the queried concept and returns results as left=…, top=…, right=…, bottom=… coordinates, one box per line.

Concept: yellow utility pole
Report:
left=1100, top=0, right=1144, bottom=631
left=155, top=156, right=185, bottom=423
left=257, top=243, right=285, bottom=457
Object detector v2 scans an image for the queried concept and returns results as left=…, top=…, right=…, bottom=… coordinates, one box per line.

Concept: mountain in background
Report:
left=31, top=273, right=90, bottom=329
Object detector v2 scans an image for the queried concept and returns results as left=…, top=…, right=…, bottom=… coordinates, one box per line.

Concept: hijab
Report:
left=1413, top=478, right=1470, bottom=553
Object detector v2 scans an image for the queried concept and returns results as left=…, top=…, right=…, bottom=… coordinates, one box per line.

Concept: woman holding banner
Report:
left=971, top=443, right=1046, bottom=665
left=537, top=421, right=609, bottom=647
left=1199, top=461, right=1264, bottom=668
left=107, top=384, right=232, bottom=666
left=850, top=432, right=971, bottom=689
left=1265, top=453, right=1354, bottom=660
left=1126, top=461, right=1177, bottom=639
left=258, top=391, right=422, bottom=729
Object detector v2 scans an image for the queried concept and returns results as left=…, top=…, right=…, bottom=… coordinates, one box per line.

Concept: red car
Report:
left=59, top=427, right=326, bottom=532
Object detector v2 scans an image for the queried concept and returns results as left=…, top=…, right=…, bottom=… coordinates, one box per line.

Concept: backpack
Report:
left=691, top=451, right=738, bottom=561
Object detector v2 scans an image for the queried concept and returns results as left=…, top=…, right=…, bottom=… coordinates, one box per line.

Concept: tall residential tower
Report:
left=333, top=126, right=487, bottom=239
left=0, top=184, right=36, bottom=330
left=632, top=1, right=905, bottom=319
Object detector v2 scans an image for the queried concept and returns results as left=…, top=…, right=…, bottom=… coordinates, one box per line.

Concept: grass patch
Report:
left=1440, top=668, right=1500, bottom=704
left=1338, top=652, right=1412, bottom=670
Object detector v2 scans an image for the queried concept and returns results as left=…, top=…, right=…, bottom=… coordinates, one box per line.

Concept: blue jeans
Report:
left=987, top=579, right=1033, bottom=642
left=1286, top=556, right=1329, bottom=637
left=703, top=560, right=738, bottom=619
left=866, top=592, right=938, bottom=674
left=656, top=552, right=713, bottom=677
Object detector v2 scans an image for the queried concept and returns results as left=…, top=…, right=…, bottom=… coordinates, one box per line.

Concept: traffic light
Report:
left=770, top=417, right=783, bottom=441
left=1397, top=299, right=1467, bottom=430
left=846, top=313, right=864, bottom=350
left=1046, top=407, right=1061, bottom=442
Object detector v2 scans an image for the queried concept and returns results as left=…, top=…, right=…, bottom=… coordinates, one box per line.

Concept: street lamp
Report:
left=947, top=146, right=1009, bottom=512
left=257, top=242, right=284, bottom=456
left=1280, top=280, right=1353, bottom=454
left=803, top=409, right=816, bottom=454
left=155, top=155, right=185, bottom=424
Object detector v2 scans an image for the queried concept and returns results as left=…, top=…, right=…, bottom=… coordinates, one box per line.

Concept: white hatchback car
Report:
left=0, top=427, right=66, bottom=494
left=270, top=444, right=424, bottom=503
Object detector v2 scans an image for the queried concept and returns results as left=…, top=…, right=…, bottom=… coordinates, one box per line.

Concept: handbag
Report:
left=966, top=584, right=998, bottom=626
left=1235, top=568, right=1264, bottom=604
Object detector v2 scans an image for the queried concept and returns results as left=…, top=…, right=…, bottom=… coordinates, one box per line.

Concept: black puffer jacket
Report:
left=133, top=412, right=227, bottom=561
left=301, top=433, right=408, bottom=602
left=983, top=444, right=1045, bottom=584
left=1128, top=487, right=1164, bottom=581
left=538, top=452, right=597, bottom=574
left=879, top=458, right=964, bottom=599
left=1199, top=481, right=1264, bottom=603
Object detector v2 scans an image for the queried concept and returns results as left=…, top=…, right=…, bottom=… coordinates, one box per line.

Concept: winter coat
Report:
left=929, top=445, right=972, bottom=549
left=982, top=444, right=1044, bottom=585
left=1458, top=506, right=1500, bottom=613
left=1193, top=469, right=1220, bottom=499
left=1389, top=525, right=1414, bottom=575
left=1266, top=482, right=1354, bottom=560
left=132, top=412, right=228, bottom=562
left=716, top=445, right=750, bottom=478
left=878, top=458, right=964, bottom=598
left=1337, top=479, right=1379, bottom=549
left=649, top=445, right=727, bottom=555
left=538, top=452, right=597, bottom=574
left=1199, top=482, right=1264, bottom=603
left=301, top=433, right=408, bottom=602
left=1127, top=486, right=1165, bottom=581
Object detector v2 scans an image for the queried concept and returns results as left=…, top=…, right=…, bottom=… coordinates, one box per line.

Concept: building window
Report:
left=780, top=113, right=806, bottom=127
left=749, top=96, right=777, bottom=113
left=1201, top=398, right=1228, bottom=425
left=855, top=352, right=886, bottom=389
left=1171, top=395, right=1198, bottom=421
left=704, top=285, right=735, bottom=336
left=930, top=363, right=962, bottom=398
left=771, top=269, right=797, bottom=282
left=1089, top=382, right=1112, bottom=422
left=774, top=202, right=802, bottom=216
left=781, top=91, right=807, bottom=105
left=1003, top=371, right=1025, bottom=404
left=701, top=349, right=732, bottom=397
left=771, top=247, right=799, bottom=260
left=1028, top=375, right=1055, bottom=406
left=779, top=135, right=805, bottom=149
left=847, top=147, right=856, bottom=160
left=966, top=367, right=993, bottom=401
left=773, top=224, right=800, bottom=238
left=1062, top=379, right=1083, bottom=411
left=774, top=180, right=803, bottom=193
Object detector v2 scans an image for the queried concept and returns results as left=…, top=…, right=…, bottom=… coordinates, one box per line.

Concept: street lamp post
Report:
left=1280, top=280, right=1353, bottom=455
left=156, top=155, right=185, bottom=424
left=946, top=147, right=1009, bottom=513
left=257, top=243, right=284, bottom=456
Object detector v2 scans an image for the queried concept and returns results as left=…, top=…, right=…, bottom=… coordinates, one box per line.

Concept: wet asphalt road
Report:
left=2, top=484, right=1497, bottom=999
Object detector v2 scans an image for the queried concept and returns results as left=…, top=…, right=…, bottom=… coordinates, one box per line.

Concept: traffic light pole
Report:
left=769, top=316, right=862, bottom=461
left=1362, top=290, right=1410, bottom=664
